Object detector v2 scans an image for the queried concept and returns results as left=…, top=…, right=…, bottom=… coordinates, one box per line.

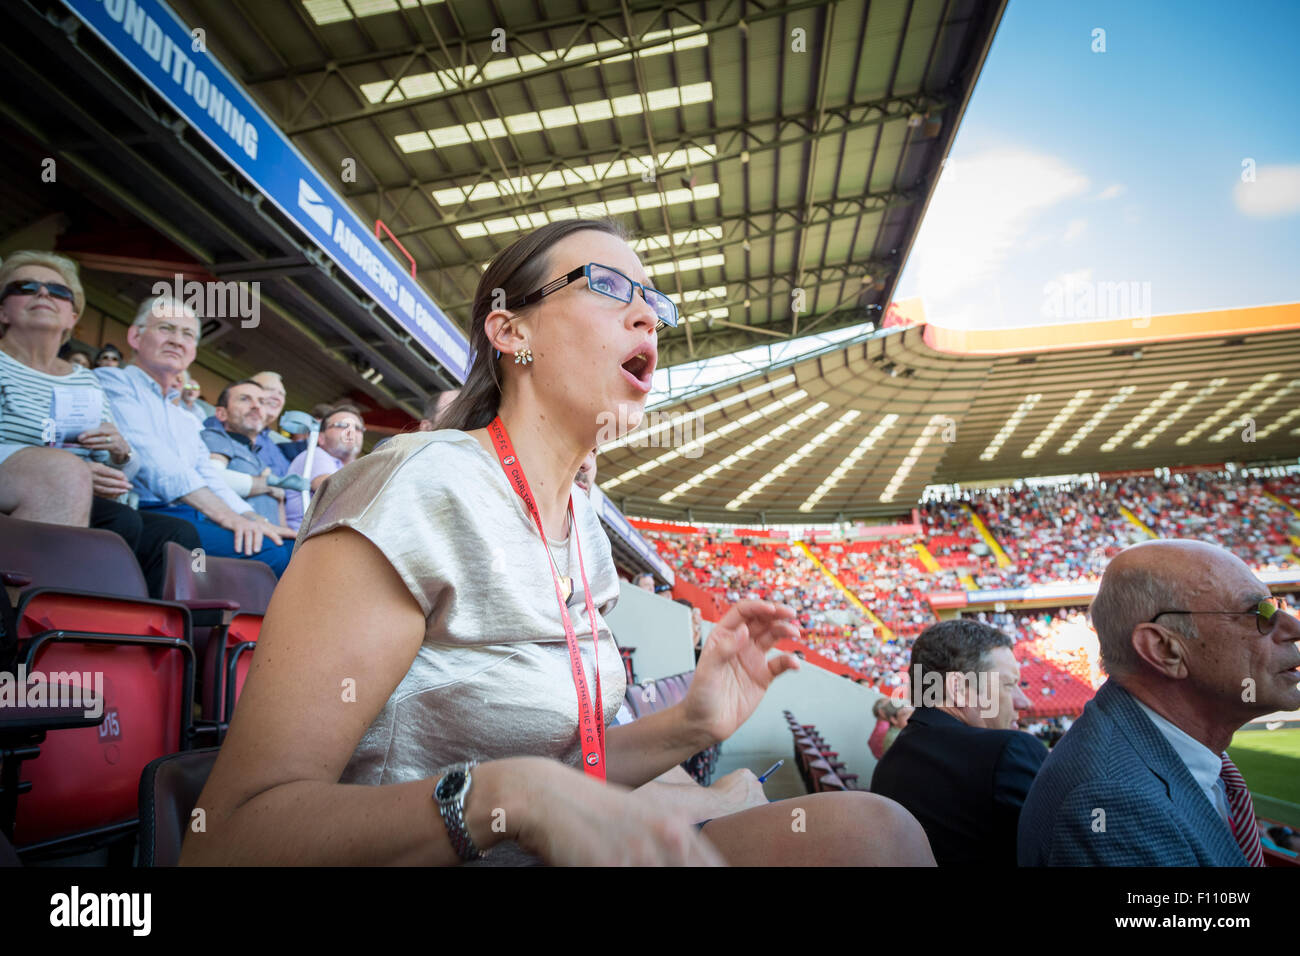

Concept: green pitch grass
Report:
left=1228, top=727, right=1300, bottom=827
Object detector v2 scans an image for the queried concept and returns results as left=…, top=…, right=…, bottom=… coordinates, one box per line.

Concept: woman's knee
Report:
left=0, top=447, right=92, bottom=518
left=802, top=791, right=936, bottom=866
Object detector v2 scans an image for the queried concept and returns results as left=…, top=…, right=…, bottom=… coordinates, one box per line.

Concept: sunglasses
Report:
left=1, top=280, right=76, bottom=304
left=1150, top=596, right=1294, bottom=636
left=508, top=263, right=678, bottom=331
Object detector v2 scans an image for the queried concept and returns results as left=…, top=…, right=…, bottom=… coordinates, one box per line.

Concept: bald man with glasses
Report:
left=1019, top=539, right=1300, bottom=866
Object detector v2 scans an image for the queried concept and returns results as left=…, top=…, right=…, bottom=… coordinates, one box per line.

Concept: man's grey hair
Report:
left=133, top=293, right=200, bottom=340
left=1090, top=565, right=1198, bottom=677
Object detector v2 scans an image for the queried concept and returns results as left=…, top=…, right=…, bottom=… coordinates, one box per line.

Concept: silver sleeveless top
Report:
left=296, top=430, right=626, bottom=862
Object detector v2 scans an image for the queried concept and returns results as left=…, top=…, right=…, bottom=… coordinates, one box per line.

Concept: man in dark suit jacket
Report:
left=871, top=619, right=1047, bottom=866
left=1019, top=539, right=1300, bottom=866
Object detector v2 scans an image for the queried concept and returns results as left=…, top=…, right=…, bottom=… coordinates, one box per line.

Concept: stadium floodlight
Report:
left=800, top=413, right=900, bottom=512
left=431, top=148, right=718, bottom=206
left=726, top=410, right=861, bottom=510
left=457, top=184, right=720, bottom=239
left=1059, top=386, right=1137, bottom=454
left=1023, top=390, right=1093, bottom=458
left=659, top=402, right=829, bottom=502
left=1133, top=377, right=1222, bottom=447
left=979, top=393, right=1042, bottom=461
left=1208, top=379, right=1300, bottom=442
left=602, top=386, right=807, bottom=489
left=1173, top=374, right=1277, bottom=446
left=405, top=81, right=712, bottom=154
left=880, top=414, right=949, bottom=503
left=1100, top=382, right=1188, bottom=452
left=599, top=374, right=798, bottom=458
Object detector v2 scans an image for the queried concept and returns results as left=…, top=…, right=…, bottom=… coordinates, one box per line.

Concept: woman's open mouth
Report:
left=620, top=347, right=655, bottom=393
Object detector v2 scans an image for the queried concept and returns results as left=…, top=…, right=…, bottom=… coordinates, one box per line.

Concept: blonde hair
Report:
left=0, top=250, right=86, bottom=342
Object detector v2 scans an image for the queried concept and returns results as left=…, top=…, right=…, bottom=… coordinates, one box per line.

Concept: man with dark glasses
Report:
left=1020, top=539, right=1300, bottom=866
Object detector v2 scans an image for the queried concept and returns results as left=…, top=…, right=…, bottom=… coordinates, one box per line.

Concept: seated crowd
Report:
left=4, top=242, right=1297, bottom=868
left=0, top=249, right=458, bottom=595
left=866, top=538, right=1299, bottom=867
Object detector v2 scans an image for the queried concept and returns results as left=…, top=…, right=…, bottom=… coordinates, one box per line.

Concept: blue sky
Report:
left=894, top=0, right=1300, bottom=329
left=650, top=0, right=1300, bottom=399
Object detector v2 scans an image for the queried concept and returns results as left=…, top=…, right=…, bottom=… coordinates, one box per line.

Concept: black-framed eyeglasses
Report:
left=507, top=263, right=678, bottom=331
left=1, top=280, right=75, bottom=304
left=1150, top=596, right=1294, bottom=636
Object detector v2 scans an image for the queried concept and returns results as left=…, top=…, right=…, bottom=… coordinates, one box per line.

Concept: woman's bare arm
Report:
left=180, top=527, right=725, bottom=866
left=181, top=527, right=513, bottom=865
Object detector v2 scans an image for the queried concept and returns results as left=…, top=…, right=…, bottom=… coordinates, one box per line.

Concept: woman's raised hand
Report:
left=680, top=599, right=801, bottom=744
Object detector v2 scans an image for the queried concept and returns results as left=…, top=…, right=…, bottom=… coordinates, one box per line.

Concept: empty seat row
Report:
left=783, top=710, right=859, bottom=792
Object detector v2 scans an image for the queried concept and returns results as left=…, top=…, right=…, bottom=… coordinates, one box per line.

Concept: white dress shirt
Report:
left=1133, top=698, right=1230, bottom=826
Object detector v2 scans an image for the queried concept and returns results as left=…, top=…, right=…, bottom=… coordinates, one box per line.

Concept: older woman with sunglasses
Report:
left=0, top=250, right=198, bottom=596
left=184, top=220, right=934, bottom=867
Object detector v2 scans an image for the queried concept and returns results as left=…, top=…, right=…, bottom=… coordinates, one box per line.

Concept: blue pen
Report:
left=757, top=759, right=784, bottom=783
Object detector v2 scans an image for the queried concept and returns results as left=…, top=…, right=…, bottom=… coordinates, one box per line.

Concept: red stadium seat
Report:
left=162, top=542, right=275, bottom=733
left=0, top=515, right=195, bottom=860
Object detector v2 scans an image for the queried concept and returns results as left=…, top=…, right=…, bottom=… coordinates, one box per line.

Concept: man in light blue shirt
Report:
left=96, top=295, right=295, bottom=576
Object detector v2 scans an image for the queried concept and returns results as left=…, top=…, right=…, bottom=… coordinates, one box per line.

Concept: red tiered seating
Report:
left=0, top=515, right=196, bottom=861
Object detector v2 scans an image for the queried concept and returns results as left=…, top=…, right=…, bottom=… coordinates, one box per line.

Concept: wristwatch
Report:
left=434, top=762, right=483, bottom=862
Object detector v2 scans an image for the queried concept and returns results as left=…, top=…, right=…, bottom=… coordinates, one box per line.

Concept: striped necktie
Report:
left=1219, top=753, right=1265, bottom=867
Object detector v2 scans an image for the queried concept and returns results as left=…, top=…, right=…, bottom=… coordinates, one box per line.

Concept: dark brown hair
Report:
left=438, top=218, right=630, bottom=432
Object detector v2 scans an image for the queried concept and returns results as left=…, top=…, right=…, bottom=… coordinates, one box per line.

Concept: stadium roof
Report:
left=168, top=0, right=1007, bottom=370
left=597, top=301, right=1300, bottom=524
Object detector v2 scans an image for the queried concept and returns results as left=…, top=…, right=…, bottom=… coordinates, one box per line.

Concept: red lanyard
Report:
left=487, top=417, right=606, bottom=780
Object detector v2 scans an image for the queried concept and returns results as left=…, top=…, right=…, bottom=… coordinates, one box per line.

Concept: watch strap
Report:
left=435, top=762, right=483, bottom=862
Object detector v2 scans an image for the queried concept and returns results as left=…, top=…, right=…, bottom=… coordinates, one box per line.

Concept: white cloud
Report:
left=907, top=147, right=1090, bottom=323
left=1096, top=184, right=1125, bottom=200
left=1063, top=218, right=1087, bottom=242
left=1234, top=164, right=1300, bottom=218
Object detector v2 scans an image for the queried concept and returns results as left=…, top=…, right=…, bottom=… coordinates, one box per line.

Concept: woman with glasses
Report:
left=184, top=219, right=934, bottom=867
left=0, top=250, right=199, bottom=597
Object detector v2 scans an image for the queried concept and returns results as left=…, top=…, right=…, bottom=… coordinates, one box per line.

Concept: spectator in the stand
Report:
left=0, top=251, right=199, bottom=596
left=94, top=343, right=122, bottom=368
left=1019, top=540, right=1300, bottom=866
left=573, top=447, right=597, bottom=494
left=868, top=699, right=893, bottom=760
left=283, top=405, right=365, bottom=531
left=202, top=380, right=298, bottom=526
left=872, top=619, right=1045, bottom=866
left=880, top=701, right=913, bottom=755
left=635, top=572, right=656, bottom=593
left=418, top=388, right=461, bottom=431
left=248, top=370, right=303, bottom=467
left=177, top=370, right=215, bottom=422
left=59, top=344, right=91, bottom=369
left=96, top=293, right=296, bottom=576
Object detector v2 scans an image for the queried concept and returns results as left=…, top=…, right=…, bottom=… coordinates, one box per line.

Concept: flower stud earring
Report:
left=514, top=347, right=533, bottom=366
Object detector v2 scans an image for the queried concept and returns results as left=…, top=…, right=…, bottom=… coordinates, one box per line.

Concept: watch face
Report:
left=436, top=770, right=467, bottom=801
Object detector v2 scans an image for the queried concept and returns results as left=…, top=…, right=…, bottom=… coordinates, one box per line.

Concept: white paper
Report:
left=47, top=386, right=100, bottom=444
